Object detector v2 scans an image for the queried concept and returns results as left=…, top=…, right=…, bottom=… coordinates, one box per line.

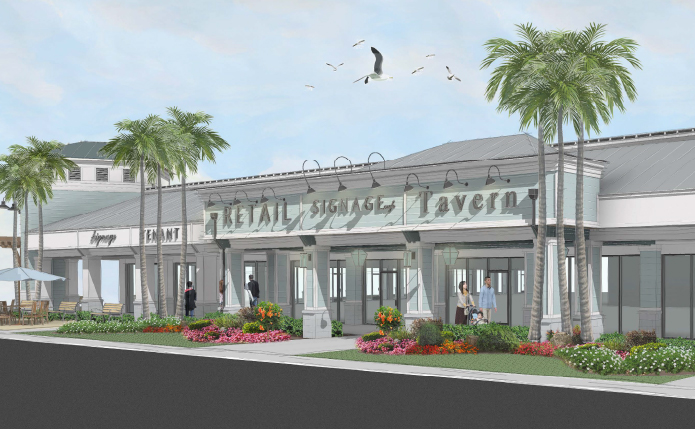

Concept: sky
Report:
left=1, top=0, right=694, bottom=301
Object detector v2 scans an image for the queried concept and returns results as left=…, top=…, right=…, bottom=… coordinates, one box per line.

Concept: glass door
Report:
left=365, top=261, right=380, bottom=324
left=447, top=259, right=468, bottom=324
left=244, top=261, right=267, bottom=303
left=290, top=261, right=304, bottom=318
left=489, top=270, right=509, bottom=325
left=173, top=262, right=196, bottom=311
left=664, top=255, right=692, bottom=339
left=364, top=260, right=401, bottom=324
left=330, top=260, right=346, bottom=323
left=510, top=258, right=525, bottom=327
left=381, top=260, right=399, bottom=311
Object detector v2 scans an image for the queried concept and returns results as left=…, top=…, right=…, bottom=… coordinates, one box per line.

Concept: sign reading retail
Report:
left=221, top=201, right=292, bottom=227
left=90, top=231, right=117, bottom=246
left=145, top=227, right=180, bottom=244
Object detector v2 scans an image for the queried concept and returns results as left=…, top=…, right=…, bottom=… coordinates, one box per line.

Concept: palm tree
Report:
left=100, top=115, right=163, bottom=319
left=0, top=154, right=29, bottom=305
left=160, top=107, right=229, bottom=319
left=481, top=24, right=556, bottom=341
left=9, top=137, right=77, bottom=300
left=558, top=24, right=640, bottom=341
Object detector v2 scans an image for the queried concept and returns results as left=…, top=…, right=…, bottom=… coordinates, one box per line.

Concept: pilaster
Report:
left=81, top=256, right=103, bottom=312
left=302, top=245, right=331, bottom=338
left=403, top=242, right=435, bottom=329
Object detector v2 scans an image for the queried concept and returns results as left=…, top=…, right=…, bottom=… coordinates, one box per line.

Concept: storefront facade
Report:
left=26, top=128, right=695, bottom=340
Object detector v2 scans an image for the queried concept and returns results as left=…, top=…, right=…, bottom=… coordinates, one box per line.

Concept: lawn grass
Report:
left=301, top=349, right=695, bottom=385
left=20, top=331, right=224, bottom=348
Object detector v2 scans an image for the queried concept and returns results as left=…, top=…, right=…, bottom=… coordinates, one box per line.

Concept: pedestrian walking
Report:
left=248, top=274, right=260, bottom=307
left=478, top=276, right=497, bottom=322
left=455, top=281, right=474, bottom=325
left=218, top=279, right=225, bottom=312
left=184, top=281, right=197, bottom=317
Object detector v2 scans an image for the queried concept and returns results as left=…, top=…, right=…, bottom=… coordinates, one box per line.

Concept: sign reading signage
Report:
left=145, top=227, right=180, bottom=244
left=90, top=231, right=117, bottom=246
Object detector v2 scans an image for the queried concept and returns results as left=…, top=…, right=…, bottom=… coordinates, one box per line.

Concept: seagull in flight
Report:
left=353, top=47, right=393, bottom=84
left=305, top=85, right=315, bottom=91
left=411, top=66, right=424, bottom=75
left=352, top=39, right=365, bottom=48
left=446, top=66, right=461, bottom=81
left=425, top=54, right=435, bottom=59
left=326, top=62, right=344, bottom=71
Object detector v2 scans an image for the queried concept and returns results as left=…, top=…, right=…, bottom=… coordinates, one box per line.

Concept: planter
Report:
left=466, top=335, right=479, bottom=347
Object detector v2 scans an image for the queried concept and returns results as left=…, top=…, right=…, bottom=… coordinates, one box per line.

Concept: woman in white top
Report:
left=455, top=281, right=475, bottom=325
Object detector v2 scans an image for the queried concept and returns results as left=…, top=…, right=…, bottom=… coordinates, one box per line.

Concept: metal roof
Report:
left=37, top=189, right=205, bottom=232
left=59, top=141, right=113, bottom=160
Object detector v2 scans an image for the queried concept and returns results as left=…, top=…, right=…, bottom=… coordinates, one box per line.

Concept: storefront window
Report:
left=366, top=261, right=380, bottom=300
left=664, top=255, right=691, bottom=339
left=621, top=256, right=640, bottom=333
left=292, top=261, right=304, bottom=304
left=448, top=258, right=467, bottom=297
left=601, top=256, right=619, bottom=335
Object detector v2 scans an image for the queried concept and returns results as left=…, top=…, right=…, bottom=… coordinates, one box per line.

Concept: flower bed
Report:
left=513, top=341, right=558, bottom=357
left=56, top=315, right=182, bottom=334
left=143, top=325, right=183, bottom=333
left=355, top=336, right=415, bottom=355
left=182, top=325, right=291, bottom=344
left=405, top=340, right=477, bottom=355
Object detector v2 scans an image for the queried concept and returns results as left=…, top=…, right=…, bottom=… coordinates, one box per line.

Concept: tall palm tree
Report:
left=10, top=137, right=77, bottom=300
left=558, top=24, right=640, bottom=341
left=100, top=115, right=163, bottom=319
left=160, top=107, right=229, bottom=319
left=482, top=24, right=555, bottom=341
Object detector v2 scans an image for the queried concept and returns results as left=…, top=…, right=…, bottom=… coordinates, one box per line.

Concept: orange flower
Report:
left=387, top=316, right=393, bottom=322
left=379, top=330, right=384, bottom=335
left=259, top=325, right=265, bottom=331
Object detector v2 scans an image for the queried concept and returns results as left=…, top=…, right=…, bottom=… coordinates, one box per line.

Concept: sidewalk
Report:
left=2, top=328, right=695, bottom=400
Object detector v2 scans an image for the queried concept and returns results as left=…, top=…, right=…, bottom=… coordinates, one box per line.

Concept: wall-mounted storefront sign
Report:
left=145, top=227, right=180, bottom=244
left=90, top=230, right=117, bottom=246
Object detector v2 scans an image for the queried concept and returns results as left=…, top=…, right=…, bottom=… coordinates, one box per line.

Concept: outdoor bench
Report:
left=47, top=301, right=79, bottom=321
left=90, top=303, right=124, bottom=321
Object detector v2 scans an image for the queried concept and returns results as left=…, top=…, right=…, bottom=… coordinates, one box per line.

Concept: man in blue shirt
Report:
left=478, top=276, right=497, bottom=322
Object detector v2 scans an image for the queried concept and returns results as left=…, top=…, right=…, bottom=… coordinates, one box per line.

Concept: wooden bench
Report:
left=47, top=301, right=79, bottom=321
left=91, top=303, right=124, bottom=321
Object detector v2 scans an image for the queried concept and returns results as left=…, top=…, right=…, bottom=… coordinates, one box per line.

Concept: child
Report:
left=473, top=312, right=487, bottom=325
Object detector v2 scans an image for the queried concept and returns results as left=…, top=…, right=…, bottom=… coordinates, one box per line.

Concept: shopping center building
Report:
left=23, top=127, right=695, bottom=339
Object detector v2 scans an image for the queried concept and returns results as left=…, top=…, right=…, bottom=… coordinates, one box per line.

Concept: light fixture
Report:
left=0, top=200, right=8, bottom=210
left=299, top=252, right=312, bottom=268
left=485, top=165, right=510, bottom=186
left=206, top=192, right=224, bottom=209
left=404, top=173, right=429, bottom=193
left=10, top=203, right=19, bottom=214
left=367, top=152, right=386, bottom=189
left=442, top=246, right=458, bottom=266
left=403, top=250, right=416, bottom=268
left=232, top=190, right=258, bottom=206
left=528, top=189, right=539, bottom=226
left=565, top=246, right=570, bottom=258
left=443, top=169, right=468, bottom=189
left=302, top=160, right=321, bottom=194
left=260, top=187, right=285, bottom=204
left=350, top=249, right=368, bottom=266
left=333, top=156, right=353, bottom=192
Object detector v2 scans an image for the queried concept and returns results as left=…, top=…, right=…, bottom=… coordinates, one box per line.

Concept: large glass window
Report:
left=292, top=261, right=304, bottom=304
left=365, top=261, right=380, bottom=301
left=601, top=256, right=619, bottom=334
left=621, top=256, right=640, bottom=334
left=510, top=258, right=525, bottom=327
left=448, top=259, right=467, bottom=297
left=664, top=255, right=691, bottom=339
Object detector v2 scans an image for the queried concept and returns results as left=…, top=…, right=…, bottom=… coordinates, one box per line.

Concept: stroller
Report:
left=468, top=307, right=488, bottom=325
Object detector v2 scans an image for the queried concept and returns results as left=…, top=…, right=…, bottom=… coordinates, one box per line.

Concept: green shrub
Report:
left=279, top=316, right=303, bottom=337
left=441, top=330, right=454, bottom=343
left=657, top=338, right=695, bottom=351
left=204, top=311, right=225, bottom=320
left=630, top=342, right=668, bottom=355
left=204, top=331, right=221, bottom=340
left=237, top=307, right=257, bottom=324
left=188, top=320, right=213, bottom=330
left=374, top=306, right=403, bottom=333
left=362, top=331, right=386, bottom=342
left=242, top=321, right=262, bottom=334
left=331, top=320, right=343, bottom=337
left=602, top=338, right=628, bottom=352
left=546, top=330, right=555, bottom=342
left=476, top=323, right=520, bottom=353
left=625, top=329, right=656, bottom=349
left=596, top=332, right=625, bottom=344
left=214, top=314, right=243, bottom=330
left=255, top=301, right=283, bottom=332
left=575, top=343, right=600, bottom=350
left=572, top=325, right=583, bottom=345
left=410, top=318, right=443, bottom=339
left=417, top=323, right=443, bottom=346
left=389, top=328, right=414, bottom=341
left=443, top=324, right=478, bottom=341
left=510, top=326, right=530, bottom=342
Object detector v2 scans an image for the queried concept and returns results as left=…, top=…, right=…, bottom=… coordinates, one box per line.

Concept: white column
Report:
left=81, top=257, right=103, bottom=312
left=302, top=245, right=331, bottom=338
left=119, top=260, right=126, bottom=309
left=66, top=259, right=80, bottom=303
left=403, top=242, right=435, bottom=329
left=344, top=255, right=363, bottom=325
left=133, top=252, right=155, bottom=318
left=225, top=249, right=246, bottom=312
left=36, top=256, right=53, bottom=303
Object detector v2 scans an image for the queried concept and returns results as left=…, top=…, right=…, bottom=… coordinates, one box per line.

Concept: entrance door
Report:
left=125, top=263, right=135, bottom=314
left=245, top=261, right=267, bottom=302
left=173, top=262, right=196, bottom=312
left=364, top=260, right=401, bottom=324
left=290, top=261, right=304, bottom=318
left=489, top=270, right=509, bottom=324
left=330, top=260, right=346, bottom=323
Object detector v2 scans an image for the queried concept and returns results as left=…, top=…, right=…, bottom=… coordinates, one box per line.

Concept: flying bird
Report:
left=326, top=63, right=344, bottom=71
left=411, top=66, right=424, bottom=75
left=353, top=47, right=393, bottom=84
left=352, top=39, right=365, bottom=48
left=425, top=54, right=435, bottom=59
left=446, top=66, right=461, bottom=81
left=305, top=85, right=315, bottom=91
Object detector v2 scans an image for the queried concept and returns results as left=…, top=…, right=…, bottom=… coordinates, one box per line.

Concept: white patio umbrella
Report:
left=0, top=267, right=65, bottom=282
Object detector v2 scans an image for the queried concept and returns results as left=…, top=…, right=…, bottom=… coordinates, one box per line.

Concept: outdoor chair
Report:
left=8, top=300, right=20, bottom=325
left=0, top=301, right=10, bottom=326
left=37, top=301, right=49, bottom=325
left=22, top=301, right=39, bottom=326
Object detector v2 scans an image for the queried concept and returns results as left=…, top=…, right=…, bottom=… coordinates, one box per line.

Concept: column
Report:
left=225, top=249, right=246, bottom=312
left=266, top=250, right=278, bottom=304
left=586, top=241, right=605, bottom=340
left=302, top=245, right=331, bottom=338
left=118, top=260, right=126, bottom=311
left=133, top=253, right=156, bottom=318
left=81, top=256, right=103, bottom=312
left=65, top=259, right=80, bottom=303
left=344, top=255, right=363, bottom=325
left=276, top=252, right=290, bottom=316
left=539, top=237, right=563, bottom=337
left=195, top=251, right=222, bottom=317
left=639, top=248, right=662, bottom=334
left=403, top=242, right=435, bottom=329
left=35, top=256, right=53, bottom=303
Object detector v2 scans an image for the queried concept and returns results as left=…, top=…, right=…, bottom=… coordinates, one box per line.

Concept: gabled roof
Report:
left=59, top=141, right=112, bottom=160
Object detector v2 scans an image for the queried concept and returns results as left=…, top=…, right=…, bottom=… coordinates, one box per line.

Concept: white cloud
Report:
left=169, top=167, right=214, bottom=185
left=0, top=47, right=64, bottom=103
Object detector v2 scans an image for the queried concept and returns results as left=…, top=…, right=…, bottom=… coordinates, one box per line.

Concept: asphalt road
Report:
left=0, top=338, right=693, bottom=428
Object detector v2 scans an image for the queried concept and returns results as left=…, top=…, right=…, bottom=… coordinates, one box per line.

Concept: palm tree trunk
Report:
left=139, top=155, right=150, bottom=319
left=35, top=200, right=43, bottom=300
left=13, top=206, right=20, bottom=305
left=576, top=126, right=592, bottom=342
left=157, top=164, right=167, bottom=317
left=23, top=192, right=30, bottom=300
left=529, top=123, right=547, bottom=342
left=176, top=174, right=187, bottom=319
left=557, top=108, right=571, bottom=334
